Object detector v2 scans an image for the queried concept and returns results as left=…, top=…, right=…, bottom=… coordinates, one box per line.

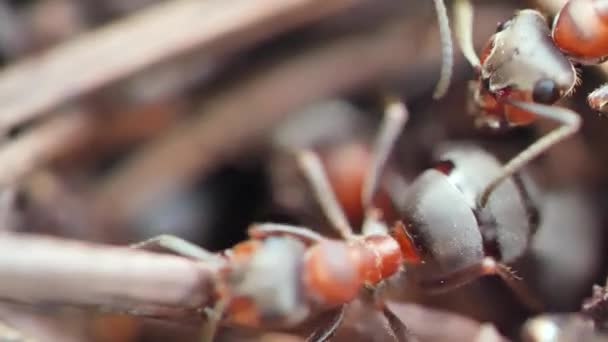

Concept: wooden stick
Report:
left=0, top=233, right=218, bottom=319
left=0, top=0, right=363, bottom=135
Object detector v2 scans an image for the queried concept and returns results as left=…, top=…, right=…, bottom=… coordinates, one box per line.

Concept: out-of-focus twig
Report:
left=0, top=110, right=91, bottom=186
left=0, top=0, right=363, bottom=136
left=386, top=302, right=508, bottom=342
left=0, top=233, right=217, bottom=319
left=92, top=4, right=509, bottom=225
left=0, top=319, right=34, bottom=342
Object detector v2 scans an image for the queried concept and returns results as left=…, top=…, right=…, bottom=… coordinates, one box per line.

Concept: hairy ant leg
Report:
left=452, top=0, right=480, bottom=69
left=479, top=102, right=581, bottom=206
left=297, top=150, right=354, bottom=239
left=382, top=304, right=418, bottom=342
left=420, top=257, right=543, bottom=312
left=305, top=305, right=348, bottom=342
left=432, top=0, right=454, bottom=99
left=248, top=223, right=325, bottom=244
left=130, top=235, right=227, bottom=341
left=130, top=234, right=220, bottom=262
left=362, top=96, right=408, bottom=211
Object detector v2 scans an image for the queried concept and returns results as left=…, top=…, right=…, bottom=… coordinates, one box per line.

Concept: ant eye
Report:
left=481, top=77, right=491, bottom=91
left=495, top=19, right=511, bottom=33
left=532, top=79, right=561, bottom=104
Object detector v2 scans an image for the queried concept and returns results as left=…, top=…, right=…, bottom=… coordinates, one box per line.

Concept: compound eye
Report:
left=532, top=79, right=561, bottom=104
left=495, top=19, right=511, bottom=33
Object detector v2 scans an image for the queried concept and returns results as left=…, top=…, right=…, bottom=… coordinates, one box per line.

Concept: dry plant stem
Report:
left=0, top=111, right=92, bottom=187
left=0, top=233, right=217, bottom=319
left=0, top=0, right=363, bottom=136
left=0, top=319, right=34, bottom=342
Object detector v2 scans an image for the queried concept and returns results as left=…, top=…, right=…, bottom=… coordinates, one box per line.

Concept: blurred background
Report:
left=0, top=0, right=606, bottom=341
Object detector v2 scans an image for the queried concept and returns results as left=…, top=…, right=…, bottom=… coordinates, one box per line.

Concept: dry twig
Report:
left=0, top=233, right=217, bottom=319
left=0, top=0, right=363, bottom=136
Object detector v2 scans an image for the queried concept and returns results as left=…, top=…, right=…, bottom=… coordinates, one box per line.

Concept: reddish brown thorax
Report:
left=302, top=240, right=361, bottom=305
left=301, top=234, right=404, bottom=306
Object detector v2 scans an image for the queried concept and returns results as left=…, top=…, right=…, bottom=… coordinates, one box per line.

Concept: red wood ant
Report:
left=131, top=90, right=558, bottom=340
left=450, top=0, right=588, bottom=202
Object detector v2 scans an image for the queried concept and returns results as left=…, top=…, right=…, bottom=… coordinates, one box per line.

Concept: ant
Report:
left=449, top=0, right=591, bottom=203
left=131, top=89, right=562, bottom=340
left=131, top=96, right=410, bottom=341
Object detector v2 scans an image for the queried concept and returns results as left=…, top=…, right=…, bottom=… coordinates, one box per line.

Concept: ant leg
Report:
left=364, top=285, right=418, bottom=342
left=588, top=83, right=608, bottom=113
left=130, top=234, right=219, bottom=262
left=432, top=0, right=454, bottom=99
left=420, top=257, right=543, bottom=312
left=306, top=305, right=347, bottom=342
left=479, top=101, right=581, bottom=206
left=297, top=150, right=354, bottom=239
left=361, top=96, right=408, bottom=211
left=382, top=305, right=419, bottom=342
left=452, top=0, right=481, bottom=69
left=248, top=223, right=325, bottom=244
left=200, top=298, right=226, bottom=342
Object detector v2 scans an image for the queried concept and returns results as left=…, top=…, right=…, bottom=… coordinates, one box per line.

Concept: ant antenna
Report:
left=432, top=0, right=455, bottom=99
left=361, top=96, right=408, bottom=211
left=248, top=223, right=325, bottom=244
left=453, top=0, right=481, bottom=70
left=297, top=149, right=354, bottom=239
left=479, top=101, right=581, bottom=207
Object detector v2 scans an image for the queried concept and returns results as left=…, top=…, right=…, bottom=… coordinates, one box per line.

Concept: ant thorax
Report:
left=471, top=10, right=576, bottom=131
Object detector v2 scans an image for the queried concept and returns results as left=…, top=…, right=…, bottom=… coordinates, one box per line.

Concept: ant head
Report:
left=397, top=144, right=538, bottom=277
left=479, top=10, right=576, bottom=107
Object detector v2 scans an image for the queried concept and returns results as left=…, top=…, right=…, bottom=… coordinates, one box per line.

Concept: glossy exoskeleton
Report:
left=392, top=143, right=541, bottom=310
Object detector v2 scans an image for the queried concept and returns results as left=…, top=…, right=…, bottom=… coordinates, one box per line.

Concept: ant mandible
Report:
left=449, top=0, right=594, bottom=203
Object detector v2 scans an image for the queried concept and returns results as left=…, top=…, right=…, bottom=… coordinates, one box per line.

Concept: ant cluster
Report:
left=131, top=0, right=608, bottom=341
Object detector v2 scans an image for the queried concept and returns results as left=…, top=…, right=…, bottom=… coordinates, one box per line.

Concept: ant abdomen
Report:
left=553, top=0, right=608, bottom=63
left=435, top=146, right=539, bottom=263
left=398, top=168, right=484, bottom=275
left=396, top=145, right=538, bottom=280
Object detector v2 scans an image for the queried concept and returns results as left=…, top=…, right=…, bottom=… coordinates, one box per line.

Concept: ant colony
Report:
left=128, top=0, right=608, bottom=341
left=14, top=0, right=608, bottom=342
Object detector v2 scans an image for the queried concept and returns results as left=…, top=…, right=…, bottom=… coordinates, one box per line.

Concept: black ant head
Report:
left=480, top=10, right=576, bottom=104
left=397, top=144, right=538, bottom=277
